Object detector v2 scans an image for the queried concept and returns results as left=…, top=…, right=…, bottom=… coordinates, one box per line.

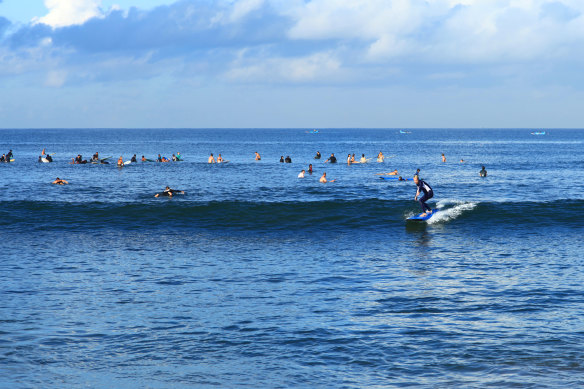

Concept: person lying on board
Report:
left=376, top=169, right=399, bottom=176
left=154, top=186, right=185, bottom=198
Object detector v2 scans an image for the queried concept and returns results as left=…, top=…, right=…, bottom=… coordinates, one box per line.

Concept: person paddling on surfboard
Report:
left=154, top=186, right=185, bottom=198
left=414, top=175, right=434, bottom=217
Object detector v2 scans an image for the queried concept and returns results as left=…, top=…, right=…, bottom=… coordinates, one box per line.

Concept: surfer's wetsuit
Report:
left=417, top=179, right=433, bottom=213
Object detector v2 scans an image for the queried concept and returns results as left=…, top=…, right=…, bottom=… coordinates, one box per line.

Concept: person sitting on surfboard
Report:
left=285, top=156, right=292, bottom=163
left=208, top=153, right=215, bottom=164
left=46, top=154, right=52, bottom=162
left=117, top=156, right=124, bottom=166
left=131, top=154, right=137, bottom=163
left=217, top=154, right=223, bottom=163
left=6, top=150, right=13, bottom=163
left=154, top=186, right=185, bottom=198
left=308, top=164, right=313, bottom=174
left=157, top=154, right=162, bottom=162
left=314, top=151, right=321, bottom=159
left=360, top=154, right=367, bottom=163
left=298, top=170, right=305, bottom=178
left=255, top=152, right=261, bottom=161
left=377, top=151, right=384, bottom=162
left=347, top=154, right=352, bottom=165
left=414, top=175, right=433, bottom=217
left=325, top=153, right=337, bottom=163
left=480, top=166, right=487, bottom=177
left=92, top=152, right=99, bottom=161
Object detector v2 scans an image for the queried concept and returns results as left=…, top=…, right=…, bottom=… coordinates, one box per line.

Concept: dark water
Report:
left=1, top=129, right=583, bottom=388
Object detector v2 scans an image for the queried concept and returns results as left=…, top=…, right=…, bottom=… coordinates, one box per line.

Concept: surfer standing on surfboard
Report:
left=414, top=175, right=434, bottom=217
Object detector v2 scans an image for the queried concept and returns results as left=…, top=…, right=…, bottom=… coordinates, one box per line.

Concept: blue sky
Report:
left=1, top=0, right=583, bottom=128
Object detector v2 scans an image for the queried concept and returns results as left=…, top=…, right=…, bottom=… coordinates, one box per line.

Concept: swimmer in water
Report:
left=479, top=166, right=487, bottom=177
left=441, top=153, right=446, bottom=163
left=298, top=170, right=305, bottom=178
left=285, top=156, right=292, bottom=163
left=319, top=172, right=335, bottom=183
left=208, top=153, right=216, bottom=164
left=360, top=154, right=367, bottom=163
left=154, top=186, right=185, bottom=198
left=308, top=164, right=313, bottom=174
left=280, top=156, right=284, bottom=163
left=377, top=151, right=384, bottom=162
left=52, top=177, right=69, bottom=185
left=255, top=152, right=261, bottom=161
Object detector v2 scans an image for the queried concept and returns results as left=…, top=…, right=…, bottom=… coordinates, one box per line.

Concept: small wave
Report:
left=428, top=200, right=478, bottom=224
left=1, top=198, right=582, bottom=232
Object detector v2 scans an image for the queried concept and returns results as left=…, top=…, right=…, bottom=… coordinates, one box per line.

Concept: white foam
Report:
left=427, top=199, right=478, bottom=224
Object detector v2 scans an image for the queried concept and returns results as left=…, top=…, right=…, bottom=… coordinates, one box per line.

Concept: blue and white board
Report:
left=407, top=210, right=438, bottom=221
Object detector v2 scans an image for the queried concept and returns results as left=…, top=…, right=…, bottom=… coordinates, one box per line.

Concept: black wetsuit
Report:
left=327, top=155, right=337, bottom=163
left=285, top=157, right=292, bottom=163
left=315, top=152, right=321, bottom=159
left=417, top=179, right=433, bottom=213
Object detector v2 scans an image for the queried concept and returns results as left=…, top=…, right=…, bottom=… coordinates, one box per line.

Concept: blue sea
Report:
left=1, top=128, right=583, bottom=388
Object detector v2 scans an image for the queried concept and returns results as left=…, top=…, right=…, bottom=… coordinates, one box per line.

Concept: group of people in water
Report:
left=1, top=150, right=14, bottom=163
left=34, top=151, right=183, bottom=165
left=36, top=147, right=486, bottom=217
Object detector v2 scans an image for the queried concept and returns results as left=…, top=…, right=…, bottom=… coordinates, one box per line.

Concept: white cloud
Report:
left=34, top=0, right=104, bottom=28
left=229, top=0, right=265, bottom=22
left=224, top=51, right=343, bottom=83
left=283, top=0, right=584, bottom=63
left=45, top=69, right=67, bottom=87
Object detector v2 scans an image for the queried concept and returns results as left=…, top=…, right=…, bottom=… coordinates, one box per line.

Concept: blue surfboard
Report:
left=407, top=209, right=438, bottom=221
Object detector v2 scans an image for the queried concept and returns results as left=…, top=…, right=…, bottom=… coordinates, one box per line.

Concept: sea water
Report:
left=1, top=129, right=583, bottom=388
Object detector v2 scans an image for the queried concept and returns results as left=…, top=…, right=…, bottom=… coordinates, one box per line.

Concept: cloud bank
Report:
left=1, top=0, right=583, bottom=87
left=1, top=0, right=584, bottom=127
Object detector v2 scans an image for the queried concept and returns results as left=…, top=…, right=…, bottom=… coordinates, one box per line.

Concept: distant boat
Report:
left=531, top=131, right=546, bottom=135
left=399, top=130, right=411, bottom=134
left=306, top=129, right=319, bottom=134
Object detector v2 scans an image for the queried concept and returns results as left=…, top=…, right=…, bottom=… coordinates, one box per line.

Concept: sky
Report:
left=1, top=0, right=583, bottom=128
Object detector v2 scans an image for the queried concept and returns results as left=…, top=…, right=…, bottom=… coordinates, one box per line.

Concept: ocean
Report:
left=1, top=128, right=583, bottom=388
